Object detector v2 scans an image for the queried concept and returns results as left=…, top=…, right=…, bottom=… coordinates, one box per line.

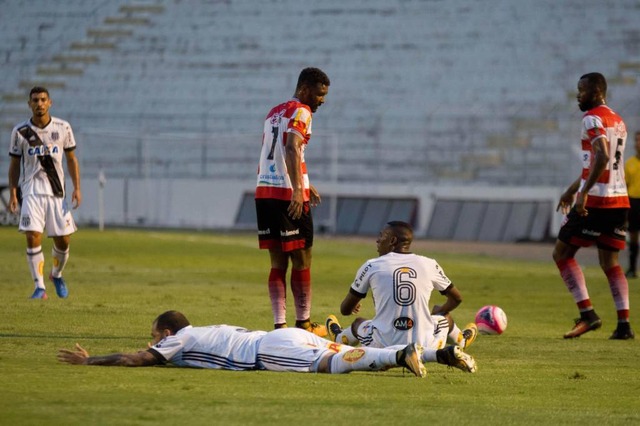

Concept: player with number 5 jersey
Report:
left=554, top=72, right=633, bottom=340
left=255, top=68, right=330, bottom=336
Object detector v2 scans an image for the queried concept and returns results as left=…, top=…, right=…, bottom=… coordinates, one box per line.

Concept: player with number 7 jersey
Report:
left=254, top=68, right=330, bottom=336
left=256, top=100, right=312, bottom=202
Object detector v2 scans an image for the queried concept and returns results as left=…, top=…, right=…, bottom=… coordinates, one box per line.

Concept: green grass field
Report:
left=0, top=226, right=638, bottom=426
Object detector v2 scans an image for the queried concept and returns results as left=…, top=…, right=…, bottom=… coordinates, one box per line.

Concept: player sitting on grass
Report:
left=326, top=221, right=478, bottom=373
left=58, top=310, right=426, bottom=378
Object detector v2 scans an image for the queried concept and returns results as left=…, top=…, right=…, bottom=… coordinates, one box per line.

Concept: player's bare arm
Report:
left=431, top=285, right=462, bottom=316
left=340, top=291, right=363, bottom=316
left=58, top=343, right=160, bottom=367
left=7, top=156, right=21, bottom=214
left=285, top=133, right=304, bottom=219
left=576, top=138, right=610, bottom=216
left=557, top=178, right=581, bottom=214
left=65, top=150, right=82, bottom=209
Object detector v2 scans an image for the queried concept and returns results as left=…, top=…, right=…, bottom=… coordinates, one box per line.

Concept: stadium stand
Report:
left=1, top=0, right=639, bottom=238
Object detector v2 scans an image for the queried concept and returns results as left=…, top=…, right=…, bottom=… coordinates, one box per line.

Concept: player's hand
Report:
left=57, top=343, right=89, bottom=365
left=287, top=190, right=304, bottom=219
left=72, top=189, right=82, bottom=209
left=556, top=191, right=576, bottom=215
left=8, top=193, right=19, bottom=214
left=351, top=303, right=361, bottom=314
left=574, top=192, right=588, bottom=216
left=309, top=185, right=321, bottom=207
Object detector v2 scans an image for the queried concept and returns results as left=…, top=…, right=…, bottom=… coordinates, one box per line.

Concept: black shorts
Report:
left=557, top=207, right=628, bottom=251
left=255, top=198, right=313, bottom=252
left=628, top=198, right=640, bottom=232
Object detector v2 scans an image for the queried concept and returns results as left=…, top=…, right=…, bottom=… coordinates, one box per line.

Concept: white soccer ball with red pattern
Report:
left=475, top=305, right=507, bottom=335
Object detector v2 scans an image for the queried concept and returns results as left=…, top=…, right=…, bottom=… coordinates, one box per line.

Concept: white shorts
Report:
left=356, top=315, right=449, bottom=350
left=19, top=194, right=77, bottom=237
left=256, top=328, right=343, bottom=372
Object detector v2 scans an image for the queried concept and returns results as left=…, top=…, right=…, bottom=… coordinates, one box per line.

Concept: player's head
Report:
left=635, top=131, right=640, bottom=153
left=29, top=86, right=49, bottom=98
left=295, top=67, right=330, bottom=113
left=28, top=86, right=52, bottom=118
left=151, top=310, right=191, bottom=344
left=376, top=221, right=414, bottom=256
left=577, top=73, right=607, bottom=112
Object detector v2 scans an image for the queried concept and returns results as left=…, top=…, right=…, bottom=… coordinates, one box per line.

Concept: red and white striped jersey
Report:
left=580, top=105, right=629, bottom=208
left=255, top=98, right=312, bottom=201
left=9, top=117, right=76, bottom=198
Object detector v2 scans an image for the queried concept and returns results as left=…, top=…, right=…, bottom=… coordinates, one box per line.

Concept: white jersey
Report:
left=9, top=117, right=76, bottom=198
left=149, top=325, right=342, bottom=373
left=150, top=325, right=267, bottom=370
left=350, top=252, right=453, bottom=348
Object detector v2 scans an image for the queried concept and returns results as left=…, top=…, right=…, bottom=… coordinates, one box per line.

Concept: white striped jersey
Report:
left=9, top=117, right=76, bottom=197
left=149, top=325, right=267, bottom=370
left=350, top=252, right=453, bottom=348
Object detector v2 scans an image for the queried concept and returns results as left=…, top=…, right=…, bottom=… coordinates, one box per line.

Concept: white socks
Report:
left=335, top=326, right=358, bottom=345
left=330, top=347, right=397, bottom=373
left=51, top=245, right=70, bottom=278
left=26, top=246, right=45, bottom=289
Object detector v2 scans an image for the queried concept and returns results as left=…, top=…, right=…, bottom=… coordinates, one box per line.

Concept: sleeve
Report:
left=582, top=114, right=606, bottom=145
left=350, top=260, right=374, bottom=297
left=286, top=107, right=312, bottom=141
left=148, top=335, right=184, bottom=363
left=430, top=259, right=453, bottom=292
left=9, top=128, right=22, bottom=157
left=63, top=122, right=77, bottom=151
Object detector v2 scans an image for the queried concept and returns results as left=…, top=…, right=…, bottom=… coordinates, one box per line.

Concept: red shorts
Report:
left=558, top=207, right=628, bottom=251
left=255, top=198, right=313, bottom=252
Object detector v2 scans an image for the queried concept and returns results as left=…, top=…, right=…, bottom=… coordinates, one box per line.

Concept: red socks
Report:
left=604, top=265, right=630, bottom=322
left=268, top=268, right=287, bottom=325
left=556, top=258, right=591, bottom=310
left=291, top=268, right=311, bottom=322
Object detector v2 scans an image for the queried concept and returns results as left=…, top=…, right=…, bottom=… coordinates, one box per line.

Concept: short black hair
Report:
left=296, top=67, right=330, bottom=90
left=580, top=72, right=607, bottom=96
left=386, top=221, right=413, bottom=245
left=29, top=86, right=49, bottom=98
left=154, top=310, right=191, bottom=334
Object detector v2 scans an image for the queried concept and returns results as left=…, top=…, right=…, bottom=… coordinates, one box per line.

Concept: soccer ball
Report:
left=475, top=305, right=507, bottom=335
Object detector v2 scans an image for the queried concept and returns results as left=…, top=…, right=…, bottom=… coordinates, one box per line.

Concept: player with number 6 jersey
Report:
left=327, top=221, right=478, bottom=373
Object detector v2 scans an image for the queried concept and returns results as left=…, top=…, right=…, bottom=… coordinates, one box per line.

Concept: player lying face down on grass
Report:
left=57, top=310, right=426, bottom=377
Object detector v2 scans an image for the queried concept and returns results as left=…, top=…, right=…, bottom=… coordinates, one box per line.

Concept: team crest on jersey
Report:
left=270, top=110, right=285, bottom=125
left=21, top=215, right=31, bottom=227
left=614, top=121, right=627, bottom=137
left=342, top=348, right=366, bottom=363
left=393, top=317, right=414, bottom=331
left=51, top=131, right=59, bottom=141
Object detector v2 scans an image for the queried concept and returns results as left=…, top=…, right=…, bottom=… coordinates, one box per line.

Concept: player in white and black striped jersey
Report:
left=57, top=310, right=427, bottom=378
left=8, top=86, right=82, bottom=300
